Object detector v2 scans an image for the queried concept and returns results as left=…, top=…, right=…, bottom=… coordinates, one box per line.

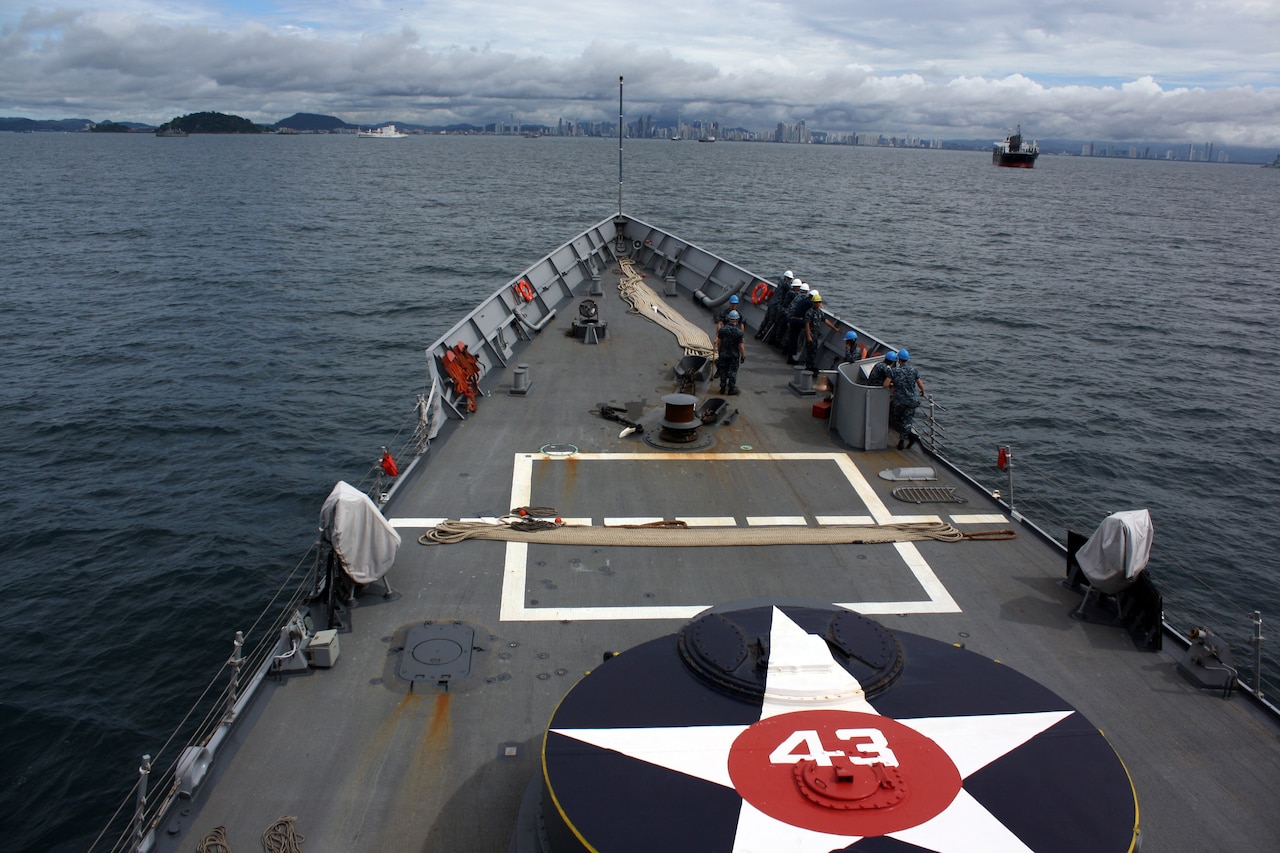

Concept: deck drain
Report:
left=892, top=485, right=967, bottom=504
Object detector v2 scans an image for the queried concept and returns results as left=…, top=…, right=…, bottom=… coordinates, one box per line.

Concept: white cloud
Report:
left=2, top=2, right=1277, bottom=145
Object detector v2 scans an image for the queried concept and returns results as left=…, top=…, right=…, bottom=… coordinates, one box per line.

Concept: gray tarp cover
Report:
left=320, top=481, right=402, bottom=584
left=1076, top=509, right=1153, bottom=593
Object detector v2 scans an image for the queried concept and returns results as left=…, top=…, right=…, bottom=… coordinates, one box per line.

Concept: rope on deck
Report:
left=262, top=816, right=305, bottom=853
left=418, top=519, right=985, bottom=547
left=616, top=257, right=714, bottom=356
left=196, top=826, right=232, bottom=853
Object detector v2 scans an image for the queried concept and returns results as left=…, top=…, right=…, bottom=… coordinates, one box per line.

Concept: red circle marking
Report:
left=727, top=710, right=962, bottom=837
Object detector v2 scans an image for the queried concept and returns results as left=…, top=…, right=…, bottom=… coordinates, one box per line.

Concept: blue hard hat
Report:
left=729, top=295, right=739, bottom=303
left=898, top=348, right=909, bottom=361
left=727, top=310, right=740, bottom=320
left=884, top=351, right=898, bottom=362
left=844, top=331, right=857, bottom=341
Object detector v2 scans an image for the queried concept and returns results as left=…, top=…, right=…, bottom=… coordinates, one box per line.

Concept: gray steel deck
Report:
left=153, top=220, right=1280, bottom=852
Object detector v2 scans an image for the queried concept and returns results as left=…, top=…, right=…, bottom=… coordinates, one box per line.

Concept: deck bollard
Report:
left=510, top=364, right=532, bottom=396
left=788, top=365, right=815, bottom=396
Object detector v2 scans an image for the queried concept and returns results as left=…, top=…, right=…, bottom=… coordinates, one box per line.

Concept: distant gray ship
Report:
left=993, top=126, right=1038, bottom=167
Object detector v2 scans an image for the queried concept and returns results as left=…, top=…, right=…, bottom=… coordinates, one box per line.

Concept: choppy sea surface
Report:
left=1, top=132, right=1277, bottom=851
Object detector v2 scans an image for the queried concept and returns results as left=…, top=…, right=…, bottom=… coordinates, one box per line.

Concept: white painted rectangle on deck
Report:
left=390, top=517, right=446, bottom=528
left=499, top=451, right=964, bottom=622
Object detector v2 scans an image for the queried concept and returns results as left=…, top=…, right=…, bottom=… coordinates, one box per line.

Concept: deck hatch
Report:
left=398, top=622, right=476, bottom=684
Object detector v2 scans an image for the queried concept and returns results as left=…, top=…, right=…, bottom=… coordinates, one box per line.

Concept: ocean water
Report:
left=1, top=132, right=1277, bottom=851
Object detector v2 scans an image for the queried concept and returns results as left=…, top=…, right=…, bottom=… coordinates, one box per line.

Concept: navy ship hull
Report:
left=92, top=213, right=1280, bottom=853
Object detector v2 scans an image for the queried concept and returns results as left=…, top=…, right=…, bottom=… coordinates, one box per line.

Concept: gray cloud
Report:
left=2, top=4, right=1277, bottom=145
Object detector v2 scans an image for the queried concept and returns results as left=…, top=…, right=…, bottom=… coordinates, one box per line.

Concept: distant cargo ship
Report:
left=993, top=126, right=1038, bottom=168
left=357, top=124, right=408, bottom=139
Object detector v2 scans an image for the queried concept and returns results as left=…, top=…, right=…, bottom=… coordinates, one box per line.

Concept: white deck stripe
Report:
left=746, top=516, right=808, bottom=526
left=395, top=514, right=998, bottom=529
left=893, top=541, right=960, bottom=613
left=489, top=452, right=963, bottom=622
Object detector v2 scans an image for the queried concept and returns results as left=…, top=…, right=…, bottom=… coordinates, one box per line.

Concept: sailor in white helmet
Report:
left=783, top=281, right=811, bottom=359
left=760, top=269, right=797, bottom=341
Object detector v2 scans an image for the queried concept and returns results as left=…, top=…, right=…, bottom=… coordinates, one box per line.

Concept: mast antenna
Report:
left=617, top=75, right=624, bottom=217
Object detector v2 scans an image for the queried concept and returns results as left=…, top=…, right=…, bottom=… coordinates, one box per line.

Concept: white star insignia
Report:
left=553, top=607, right=1073, bottom=852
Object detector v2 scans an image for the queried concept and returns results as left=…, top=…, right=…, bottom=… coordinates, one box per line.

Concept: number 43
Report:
left=768, top=728, right=900, bottom=768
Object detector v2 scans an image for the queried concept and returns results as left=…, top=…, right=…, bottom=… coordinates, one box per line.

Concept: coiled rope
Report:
left=194, top=815, right=307, bottom=853
left=262, top=815, right=305, bottom=853
left=196, top=826, right=232, bottom=853
left=616, top=257, right=714, bottom=356
left=418, top=518, right=1008, bottom=547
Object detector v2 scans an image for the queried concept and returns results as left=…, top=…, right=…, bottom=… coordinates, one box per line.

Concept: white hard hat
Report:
left=784, top=270, right=794, bottom=280
left=809, top=290, right=822, bottom=301
left=799, top=282, right=810, bottom=292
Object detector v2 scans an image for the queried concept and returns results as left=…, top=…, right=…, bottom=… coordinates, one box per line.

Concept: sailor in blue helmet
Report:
left=716, top=310, right=746, bottom=395
left=715, top=294, right=741, bottom=332
left=883, top=348, right=925, bottom=449
left=867, top=349, right=897, bottom=385
left=839, top=331, right=868, bottom=365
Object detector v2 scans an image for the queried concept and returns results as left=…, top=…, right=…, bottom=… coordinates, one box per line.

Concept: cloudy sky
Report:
left=4, top=1, right=1279, bottom=144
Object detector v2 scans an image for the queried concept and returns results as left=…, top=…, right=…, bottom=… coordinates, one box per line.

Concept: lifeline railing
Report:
left=916, top=404, right=1277, bottom=706
left=90, top=394, right=434, bottom=853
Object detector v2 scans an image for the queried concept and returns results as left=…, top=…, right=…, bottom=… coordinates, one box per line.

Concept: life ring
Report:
left=749, top=281, right=773, bottom=304
left=514, top=279, right=535, bottom=302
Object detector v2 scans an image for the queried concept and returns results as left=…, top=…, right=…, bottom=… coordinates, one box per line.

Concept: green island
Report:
left=155, top=111, right=268, bottom=134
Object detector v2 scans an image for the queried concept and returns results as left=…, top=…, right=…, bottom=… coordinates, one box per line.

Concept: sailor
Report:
left=782, top=282, right=811, bottom=359
left=757, top=269, right=795, bottom=340
left=716, top=310, right=746, bottom=395
left=839, top=331, right=868, bottom=365
left=866, top=349, right=897, bottom=385
left=799, top=290, right=827, bottom=374
left=715, top=294, right=741, bottom=332
left=883, top=348, right=925, bottom=449
left=766, top=276, right=804, bottom=346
